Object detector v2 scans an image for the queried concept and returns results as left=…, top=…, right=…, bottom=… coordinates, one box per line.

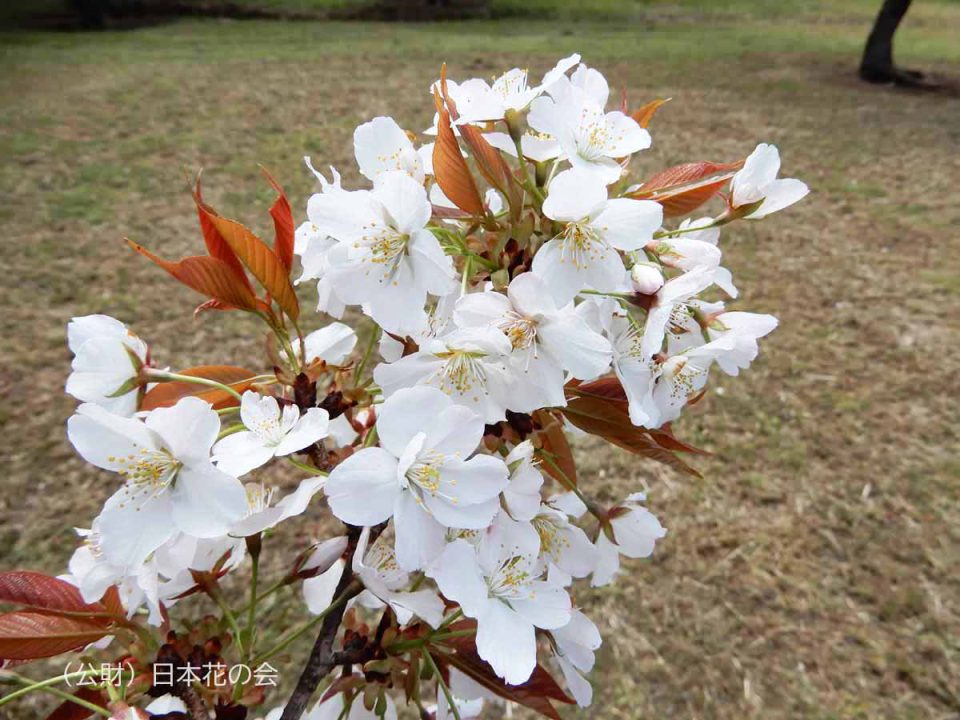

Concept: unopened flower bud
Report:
left=630, top=262, right=664, bottom=295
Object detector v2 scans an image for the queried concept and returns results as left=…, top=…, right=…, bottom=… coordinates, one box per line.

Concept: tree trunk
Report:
left=859, top=0, right=912, bottom=82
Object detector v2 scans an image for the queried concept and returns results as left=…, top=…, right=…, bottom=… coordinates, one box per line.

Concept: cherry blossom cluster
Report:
left=2, top=54, right=805, bottom=720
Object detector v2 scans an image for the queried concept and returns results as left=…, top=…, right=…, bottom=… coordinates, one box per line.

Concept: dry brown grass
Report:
left=1, top=3, right=959, bottom=718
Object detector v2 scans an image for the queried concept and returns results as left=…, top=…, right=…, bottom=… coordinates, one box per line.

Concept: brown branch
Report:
left=278, top=525, right=362, bottom=720
left=178, top=686, right=209, bottom=720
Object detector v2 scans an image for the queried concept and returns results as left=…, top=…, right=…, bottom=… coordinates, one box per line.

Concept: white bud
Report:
left=630, top=262, right=665, bottom=295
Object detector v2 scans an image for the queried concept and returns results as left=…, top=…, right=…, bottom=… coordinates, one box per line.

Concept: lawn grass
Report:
left=1, top=1, right=959, bottom=718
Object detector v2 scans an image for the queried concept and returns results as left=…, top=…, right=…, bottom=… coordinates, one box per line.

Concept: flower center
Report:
left=497, top=310, right=538, bottom=350
left=433, top=348, right=488, bottom=395
left=659, top=356, right=704, bottom=401
left=533, top=514, right=571, bottom=562
left=356, top=226, right=409, bottom=282
left=488, top=555, right=533, bottom=601
left=559, top=221, right=607, bottom=270
left=245, top=483, right=275, bottom=514
left=111, top=447, right=180, bottom=491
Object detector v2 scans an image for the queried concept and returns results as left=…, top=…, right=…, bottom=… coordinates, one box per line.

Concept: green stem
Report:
left=353, top=323, right=382, bottom=384
left=208, top=585, right=245, bottom=656
left=146, top=370, right=243, bottom=401
left=245, top=549, right=260, bottom=660
left=424, top=648, right=462, bottom=720
left=286, top=456, right=328, bottom=476
left=0, top=670, right=102, bottom=709
left=538, top=450, right=603, bottom=519
left=363, top=425, right=379, bottom=448
left=430, top=628, right=476, bottom=643
left=217, top=423, right=246, bottom=441
left=252, top=580, right=360, bottom=665
left=652, top=217, right=720, bottom=239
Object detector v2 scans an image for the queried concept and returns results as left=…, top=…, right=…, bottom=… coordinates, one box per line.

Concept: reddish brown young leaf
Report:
left=562, top=384, right=703, bottom=477
left=46, top=687, right=108, bottom=720
left=0, top=572, right=103, bottom=616
left=438, top=630, right=574, bottom=720
left=628, top=160, right=743, bottom=217
left=198, top=210, right=300, bottom=322
left=126, top=241, right=260, bottom=312
left=141, top=365, right=258, bottom=411
left=570, top=375, right=628, bottom=402
left=432, top=89, right=485, bottom=217
left=458, top=123, right=515, bottom=200
left=0, top=612, right=109, bottom=660
left=648, top=424, right=710, bottom=455
left=261, top=166, right=296, bottom=272
left=631, top=97, right=671, bottom=128
left=192, top=173, right=253, bottom=293
left=533, top=410, right=577, bottom=486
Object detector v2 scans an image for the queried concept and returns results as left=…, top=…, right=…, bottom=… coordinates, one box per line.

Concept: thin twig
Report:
left=278, top=526, right=362, bottom=720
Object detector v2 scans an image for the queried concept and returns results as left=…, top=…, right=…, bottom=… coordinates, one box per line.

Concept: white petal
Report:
left=592, top=198, right=662, bottom=251
left=354, top=116, right=420, bottom=182
left=376, top=386, right=453, bottom=457
left=510, top=581, right=571, bottom=629
left=301, top=322, right=357, bottom=365
left=590, top=533, right=621, bottom=587
left=476, top=601, right=536, bottom=685
left=602, top=111, right=651, bottom=157
left=324, top=448, right=400, bottom=525
left=303, top=559, right=345, bottom=614
left=372, top=170, right=431, bottom=233
left=748, top=178, right=809, bottom=218
left=426, top=539, right=488, bottom=619
left=145, top=396, right=220, bottom=464
left=169, top=465, right=248, bottom=538
left=67, top=404, right=159, bottom=471
left=537, top=313, right=612, bottom=380
left=274, top=408, right=330, bottom=456
left=543, top=169, right=607, bottom=222
left=97, top=488, right=176, bottom=571
left=611, top=505, right=666, bottom=558
left=212, top=432, right=275, bottom=477
left=393, top=491, right=446, bottom=571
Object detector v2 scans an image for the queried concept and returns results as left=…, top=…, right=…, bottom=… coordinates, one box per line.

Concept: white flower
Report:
left=324, top=387, right=508, bottom=571
left=66, top=315, right=148, bottom=417
left=428, top=538, right=571, bottom=685
left=592, top=493, right=666, bottom=587
left=535, top=169, right=663, bottom=305
left=639, top=266, right=719, bottom=361
left=730, top=143, right=809, bottom=219
left=230, top=477, right=326, bottom=537
left=212, top=392, right=329, bottom=477
left=67, top=397, right=248, bottom=570
left=629, top=261, right=665, bottom=295
left=299, top=692, right=397, bottom=720
left=529, top=66, right=650, bottom=184
left=666, top=303, right=778, bottom=377
left=354, top=116, right=425, bottom=183
left=454, top=272, right=612, bottom=396
left=373, top=327, right=515, bottom=424
left=550, top=609, right=601, bottom=707
left=484, top=130, right=560, bottom=163
left=145, top=696, right=188, bottom=715
left=352, top=526, right=445, bottom=627
left=66, top=525, right=244, bottom=626
left=297, top=161, right=348, bottom=318
left=668, top=217, right=738, bottom=298
left=453, top=53, right=581, bottom=125
left=294, top=322, right=357, bottom=365
left=530, top=505, right=597, bottom=579
left=501, top=441, right=544, bottom=522
left=309, top=171, right=456, bottom=334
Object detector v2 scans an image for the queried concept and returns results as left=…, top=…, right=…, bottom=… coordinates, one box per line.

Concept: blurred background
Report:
left=0, top=1, right=958, bottom=718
